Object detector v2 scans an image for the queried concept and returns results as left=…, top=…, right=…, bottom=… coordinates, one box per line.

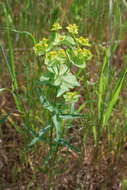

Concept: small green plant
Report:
left=2, top=1, right=127, bottom=188
left=32, top=23, right=92, bottom=177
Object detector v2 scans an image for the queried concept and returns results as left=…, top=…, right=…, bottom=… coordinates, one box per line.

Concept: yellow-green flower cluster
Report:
left=74, top=48, right=92, bottom=60
left=41, top=38, right=48, bottom=44
left=76, top=37, right=91, bottom=47
left=47, top=50, right=58, bottom=60
left=58, top=34, right=65, bottom=41
left=51, top=23, right=62, bottom=31
left=33, top=38, right=48, bottom=56
left=66, top=24, right=78, bottom=35
left=46, top=49, right=66, bottom=62
left=64, top=91, right=80, bottom=104
left=58, top=49, right=66, bottom=57
left=52, top=34, right=65, bottom=46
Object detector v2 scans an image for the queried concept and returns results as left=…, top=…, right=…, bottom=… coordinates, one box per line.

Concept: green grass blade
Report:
left=98, top=48, right=110, bottom=122
left=103, top=68, right=127, bottom=126
left=0, top=44, right=23, bottom=112
left=3, top=6, right=18, bottom=90
left=11, top=28, right=36, bottom=45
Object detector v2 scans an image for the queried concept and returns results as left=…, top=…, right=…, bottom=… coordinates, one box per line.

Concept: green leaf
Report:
left=62, top=72, right=80, bottom=86
left=11, top=29, right=36, bottom=44
left=67, top=48, right=86, bottom=68
left=98, top=48, right=110, bottom=122
left=102, top=68, right=127, bottom=126
left=40, top=72, right=54, bottom=85
left=40, top=94, right=57, bottom=113
left=92, top=126, right=97, bottom=145
left=40, top=73, right=50, bottom=82
left=47, top=64, right=79, bottom=97
left=50, top=34, right=75, bottom=47
left=62, top=35, right=75, bottom=46
left=59, top=113, right=85, bottom=119
left=57, top=84, right=69, bottom=97
left=57, top=138, right=80, bottom=153
left=56, top=71, right=80, bottom=97
left=47, top=64, right=68, bottom=75
left=52, top=114, right=61, bottom=140
left=29, top=125, right=51, bottom=147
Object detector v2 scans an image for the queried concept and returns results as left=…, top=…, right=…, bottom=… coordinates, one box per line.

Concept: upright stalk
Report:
left=3, top=6, right=23, bottom=112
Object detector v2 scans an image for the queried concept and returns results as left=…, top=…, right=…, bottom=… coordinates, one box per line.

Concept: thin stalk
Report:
left=108, top=0, right=113, bottom=68
left=3, top=6, right=18, bottom=91
left=0, top=44, right=23, bottom=112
